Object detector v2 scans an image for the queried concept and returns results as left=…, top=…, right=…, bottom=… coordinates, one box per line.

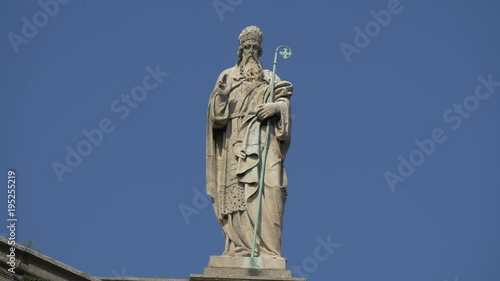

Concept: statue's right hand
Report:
left=218, top=74, right=232, bottom=97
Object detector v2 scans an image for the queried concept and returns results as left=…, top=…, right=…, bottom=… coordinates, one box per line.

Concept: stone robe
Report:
left=206, top=65, right=293, bottom=258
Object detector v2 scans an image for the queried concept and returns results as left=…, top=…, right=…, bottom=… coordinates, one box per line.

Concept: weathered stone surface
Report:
left=98, top=277, right=187, bottom=281
left=203, top=267, right=291, bottom=279
left=0, top=236, right=100, bottom=281
left=0, top=267, right=22, bottom=281
left=199, top=256, right=292, bottom=279
left=206, top=25, right=294, bottom=260
left=208, top=256, right=286, bottom=270
left=190, top=274, right=306, bottom=281
left=201, top=26, right=303, bottom=281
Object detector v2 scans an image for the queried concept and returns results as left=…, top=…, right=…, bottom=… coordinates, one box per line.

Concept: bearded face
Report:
left=239, top=40, right=263, bottom=82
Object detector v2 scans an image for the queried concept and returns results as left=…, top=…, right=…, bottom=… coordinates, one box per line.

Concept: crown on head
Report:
left=238, top=26, right=263, bottom=46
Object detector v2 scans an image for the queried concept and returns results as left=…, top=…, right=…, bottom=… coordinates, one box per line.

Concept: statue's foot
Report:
left=234, top=251, right=252, bottom=257
left=259, top=254, right=287, bottom=262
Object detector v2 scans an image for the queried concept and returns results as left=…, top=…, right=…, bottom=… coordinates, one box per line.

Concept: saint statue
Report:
left=206, top=26, right=293, bottom=260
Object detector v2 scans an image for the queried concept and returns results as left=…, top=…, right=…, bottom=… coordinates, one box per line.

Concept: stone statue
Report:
left=206, top=26, right=293, bottom=260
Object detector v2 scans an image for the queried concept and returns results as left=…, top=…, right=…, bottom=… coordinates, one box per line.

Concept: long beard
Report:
left=240, top=56, right=263, bottom=82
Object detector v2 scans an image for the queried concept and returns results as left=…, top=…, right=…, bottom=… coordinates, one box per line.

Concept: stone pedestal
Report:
left=189, top=256, right=306, bottom=281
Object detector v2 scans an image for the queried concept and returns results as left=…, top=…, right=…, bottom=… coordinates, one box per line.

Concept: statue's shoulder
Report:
left=262, top=69, right=281, bottom=84
left=262, top=69, right=293, bottom=94
left=216, top=66, right=238, bottom=80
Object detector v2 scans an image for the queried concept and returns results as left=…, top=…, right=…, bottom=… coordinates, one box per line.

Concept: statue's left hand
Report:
left=256, top=103, right=280, bottom=121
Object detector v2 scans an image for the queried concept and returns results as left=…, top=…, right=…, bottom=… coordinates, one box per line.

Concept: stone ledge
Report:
left=0, top=236, right=100, bottom=281
left=190, top=274, right=306, bottom=281
left=199, top=256, right=296, bottom=279
left=97, top=277, right=188, bottom=281
left=204, top=267, right=291, bottom=279
left=208, top=256, right=286, bottom=270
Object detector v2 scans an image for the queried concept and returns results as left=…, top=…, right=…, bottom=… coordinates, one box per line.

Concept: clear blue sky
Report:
left=1, top=1, right=499, bottom=280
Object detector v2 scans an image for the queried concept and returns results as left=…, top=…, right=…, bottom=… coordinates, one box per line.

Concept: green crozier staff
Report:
left=251, top=45, right=292, bottom=258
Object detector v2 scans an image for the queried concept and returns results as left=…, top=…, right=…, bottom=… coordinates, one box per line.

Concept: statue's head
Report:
left=237, top=26, right=264, bottom=82
left=237, top=26, right=263, bottom=59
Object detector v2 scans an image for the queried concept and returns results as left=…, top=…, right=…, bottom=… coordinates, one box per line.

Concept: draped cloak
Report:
left=206, top=65, right=293, bottom=257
